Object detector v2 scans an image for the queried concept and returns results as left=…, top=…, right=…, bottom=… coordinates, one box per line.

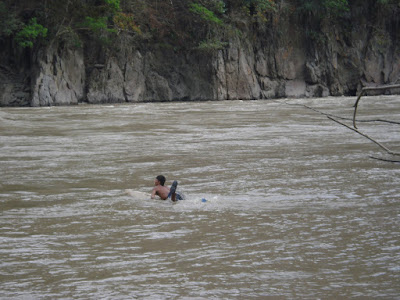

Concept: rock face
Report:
left=0, top=2, right=399, bottom=106
left=30, top=43, right=85, bottom=106
left=0, top=42, right=31, bottom=106
left=84, top=38, right=217, bottom=103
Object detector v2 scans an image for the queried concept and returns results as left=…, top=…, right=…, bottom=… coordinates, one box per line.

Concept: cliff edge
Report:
left=0, top=0, right=399, bottom=106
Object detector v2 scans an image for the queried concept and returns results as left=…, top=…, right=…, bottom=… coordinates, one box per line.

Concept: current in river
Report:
left=1, top=96, right=400, bottom=298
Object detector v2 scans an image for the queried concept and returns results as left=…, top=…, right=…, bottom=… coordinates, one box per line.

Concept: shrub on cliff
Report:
left=296, top=0, right=349, bottom=18
left=2, top=0, right=398, bottom=52
left=15, top=17, right=47, bottom=48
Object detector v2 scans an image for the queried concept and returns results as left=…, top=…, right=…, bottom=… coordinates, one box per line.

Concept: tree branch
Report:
left=285, top=101, right=400, bottom=126
left=327, top=116, right=400, bottom=156
left=353, top=84, right=400, bottom=128
left=369, top=156, right=400, bottom=163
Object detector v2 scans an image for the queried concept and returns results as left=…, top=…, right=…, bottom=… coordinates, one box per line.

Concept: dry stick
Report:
left=328, top=116, right=400, bottom=156
left=284, top=100, right=400, bottom=160
left=353, top=84, right=400, bottom=128
left=369, top=156, right=400, bottom=163
left=285, top=101, right=400, bottom=125
left=358, top=119, right=400, bottom=125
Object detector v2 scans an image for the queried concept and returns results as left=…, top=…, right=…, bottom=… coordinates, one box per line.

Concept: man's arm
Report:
left=151, top=187, right=157, bottom=199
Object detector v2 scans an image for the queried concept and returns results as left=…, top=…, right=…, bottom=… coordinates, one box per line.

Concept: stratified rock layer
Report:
left=1, top=2, right=399, bottom=106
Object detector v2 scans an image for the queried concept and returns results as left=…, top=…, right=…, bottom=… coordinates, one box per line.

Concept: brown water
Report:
left=1, top=96, right=399, bottom=298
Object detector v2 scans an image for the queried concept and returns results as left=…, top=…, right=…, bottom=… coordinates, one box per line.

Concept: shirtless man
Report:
left=151, top=175, right=182, bottom=201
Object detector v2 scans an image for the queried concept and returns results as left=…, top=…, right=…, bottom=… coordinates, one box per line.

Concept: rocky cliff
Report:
left=1, top=1, right=399, bottom=106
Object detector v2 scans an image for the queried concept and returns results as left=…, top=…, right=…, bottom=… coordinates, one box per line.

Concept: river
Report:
left=1, top=96, right=399, bottom=299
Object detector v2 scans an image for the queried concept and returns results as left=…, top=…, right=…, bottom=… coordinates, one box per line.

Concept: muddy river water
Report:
left=1, top=96, right=399, bottom=298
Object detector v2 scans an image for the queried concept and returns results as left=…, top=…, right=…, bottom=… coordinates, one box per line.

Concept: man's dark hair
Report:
left=156, top=175, right=166, bottom=186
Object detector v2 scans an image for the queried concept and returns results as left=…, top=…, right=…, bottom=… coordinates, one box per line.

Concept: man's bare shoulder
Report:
left=153, top=185, right=165, bottom=192
left=155, top=185, right=170, bottom=199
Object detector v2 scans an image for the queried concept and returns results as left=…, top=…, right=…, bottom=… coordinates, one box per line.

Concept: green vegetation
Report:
left=197, top=39, right=228, bottom=52
left=84, top=17, right=111, bottom=33
left=104, top=0, right=121, bottom=13
left=376, top=0, right=399, bottom=4
left=15, top=18, right=48, bottom=48
left=113, top=12, right=141, bottom=35
left=0, top=0, right=398, bottom=51
left=295, top=0, right=349, bottom=18
left=189, top=3, right=223, bottom=25
left=324, top=0, right=349, bottom=16
left=244, top=0, right=277, bottom=17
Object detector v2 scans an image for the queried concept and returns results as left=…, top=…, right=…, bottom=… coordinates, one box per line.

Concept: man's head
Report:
left=155, top=175, right=166, bottom=186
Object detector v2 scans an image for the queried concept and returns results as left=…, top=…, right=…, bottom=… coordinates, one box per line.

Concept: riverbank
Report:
left=1, top=0, right=399, bottom=106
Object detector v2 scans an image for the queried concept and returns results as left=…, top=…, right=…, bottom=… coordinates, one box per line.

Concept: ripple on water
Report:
left=1, top=97, right=400, bottom=298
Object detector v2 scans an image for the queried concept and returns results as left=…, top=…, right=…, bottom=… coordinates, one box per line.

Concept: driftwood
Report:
left=369, top=156, right=400, bottom=163
left=285, top=101, right=400, bottom=126
left=353, top=84, right=400, bottom=128
left=328, top=116, right=400, bottom=156
left=283, top=93, right=400, bottom=162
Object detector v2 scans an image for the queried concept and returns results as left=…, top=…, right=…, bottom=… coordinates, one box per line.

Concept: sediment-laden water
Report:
left=1, top=96, right=399, bottom=298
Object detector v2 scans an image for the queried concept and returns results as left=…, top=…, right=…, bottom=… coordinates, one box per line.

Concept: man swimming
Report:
left=151, top=175, right=184, bottom=201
